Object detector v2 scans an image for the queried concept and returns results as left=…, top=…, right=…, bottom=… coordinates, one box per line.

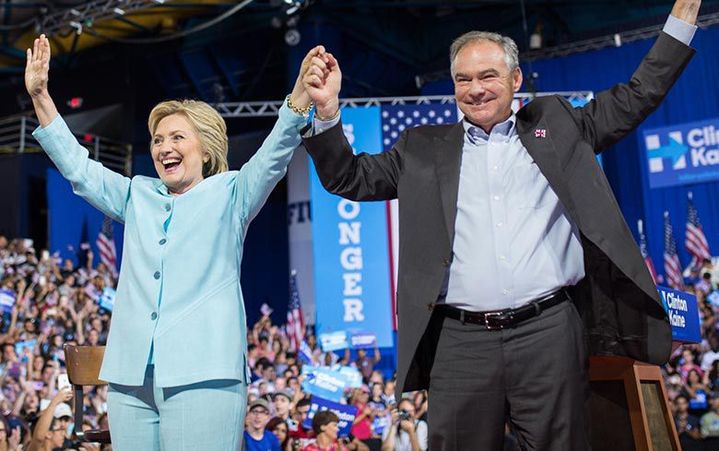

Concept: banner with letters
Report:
left=642, top=118, right=719, bottom=188
left=303, top=396, right=358, bottom=437
left=658, top=286, right=701, bottom=343
left=309, top=107, right=394, bottom=348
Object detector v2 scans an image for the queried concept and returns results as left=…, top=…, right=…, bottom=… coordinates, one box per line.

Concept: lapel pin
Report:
left=534, top=129, right=547, bottom=138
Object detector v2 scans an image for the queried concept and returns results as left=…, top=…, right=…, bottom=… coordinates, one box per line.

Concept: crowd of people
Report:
left=667, top=259, right=719, bottom=450
left=2, top=234, right=719, bottom=450
left=0, top=235, right=430, bottom=451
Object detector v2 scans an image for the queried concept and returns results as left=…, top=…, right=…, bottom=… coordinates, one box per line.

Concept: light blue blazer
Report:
left=33, top=103, right=306, bottom=387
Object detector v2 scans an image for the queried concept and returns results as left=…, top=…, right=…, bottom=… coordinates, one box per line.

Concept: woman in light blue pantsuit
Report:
left=25, top=34, right=328, bottom=450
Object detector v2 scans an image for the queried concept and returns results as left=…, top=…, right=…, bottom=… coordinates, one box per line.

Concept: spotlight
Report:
left=284, top=28, right=301, bottom=46
left=69, top=21, right=82, bottom=34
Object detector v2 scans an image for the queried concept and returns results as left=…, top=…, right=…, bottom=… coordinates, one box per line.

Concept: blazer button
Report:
left=427, top=303, right=434, bottom=311
left=159, top=238, right=167, bottom=245
left=153, top=271, right=161, bottom=280
left=151, top=312, right=158, bottom=320
left=443, top=258, right=450, bottom=267
left=164, top=203, right=171, bottom=212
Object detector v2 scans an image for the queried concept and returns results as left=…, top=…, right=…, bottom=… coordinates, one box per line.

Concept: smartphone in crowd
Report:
left=57, top=373, right=71, bottom=391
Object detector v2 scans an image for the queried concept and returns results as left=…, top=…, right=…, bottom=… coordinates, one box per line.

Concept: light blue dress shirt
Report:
left=33, top=103, right=306, bottom=387
left=314, top=15, right=696, bottom=312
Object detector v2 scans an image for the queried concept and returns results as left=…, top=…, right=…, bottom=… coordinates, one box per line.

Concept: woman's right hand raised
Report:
left=25, top=34, right=51, bottom=98
left=25, top=34, right=58, bottom=126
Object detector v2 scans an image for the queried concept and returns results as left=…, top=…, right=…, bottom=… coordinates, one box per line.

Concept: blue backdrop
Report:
left=47, top=168, right=124, bottom=268
left=425, top=27, right=719, bottom=280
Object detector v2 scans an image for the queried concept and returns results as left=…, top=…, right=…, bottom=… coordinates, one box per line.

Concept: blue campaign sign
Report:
left=0, top=289, right=16, bottom=313
left=319, top=331, right=349, bottom=352
left=338, top=365, right=363, bottom=389
left=303, top=396, right=358, bottom=437
left=15, top=339, right=36, bottom=360
left=309, top=106, right=394, bottom=348
left=99, top=287, right=115, bottom=312
left=657, top=286, right=701, bottom=343
left=350, top=331, right=377, bottom=349
left=301, top=366, right=350, bottom=403
left=642, top=118, right=719, bottom=188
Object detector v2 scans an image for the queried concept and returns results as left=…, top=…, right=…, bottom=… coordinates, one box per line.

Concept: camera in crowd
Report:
left=398, top=409, right=412, bottom=422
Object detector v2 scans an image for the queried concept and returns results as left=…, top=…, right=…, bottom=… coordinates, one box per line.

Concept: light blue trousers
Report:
left=107, top=366, right=247, bottom=451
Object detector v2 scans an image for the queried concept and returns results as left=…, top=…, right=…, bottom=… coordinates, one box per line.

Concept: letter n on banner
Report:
left=309, top=106, right=394, bottom=347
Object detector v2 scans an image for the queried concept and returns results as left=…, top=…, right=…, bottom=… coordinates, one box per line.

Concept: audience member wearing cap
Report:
left=25, top=387, right=72, bottom=451
left=245, top=399, right=281, bottom=451
left=273, top=389, right=293, bottom=421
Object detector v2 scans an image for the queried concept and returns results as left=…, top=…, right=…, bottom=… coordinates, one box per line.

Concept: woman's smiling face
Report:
left=151, top=113, right=207, bottom=195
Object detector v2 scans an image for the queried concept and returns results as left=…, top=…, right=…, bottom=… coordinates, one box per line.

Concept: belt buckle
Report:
left=484, top=311, right=505, bottom=330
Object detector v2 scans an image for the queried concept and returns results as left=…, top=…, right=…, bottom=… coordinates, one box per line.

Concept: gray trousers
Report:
left=427, top=301, right=590, bottom=451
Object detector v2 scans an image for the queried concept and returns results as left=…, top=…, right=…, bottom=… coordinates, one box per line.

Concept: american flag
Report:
left=637, top=219, right=658, bottom=284
left=381, top=104, right=459, bottom=329
left=96, top=216, right=118, bottom=278
left=381, top=104, right=458, bottom=151
left=286, top=269, right=305, bottom=352
left=685, top=192, right=711, bottom=269
left=663, top=212, right=684, bottom=290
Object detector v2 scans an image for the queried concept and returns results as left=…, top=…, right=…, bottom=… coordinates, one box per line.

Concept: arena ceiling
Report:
left=1, top=0, right=718, bottom=118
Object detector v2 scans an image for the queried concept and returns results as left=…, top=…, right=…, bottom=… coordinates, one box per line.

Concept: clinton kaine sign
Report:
left=643, top=118, right=719, bottom=188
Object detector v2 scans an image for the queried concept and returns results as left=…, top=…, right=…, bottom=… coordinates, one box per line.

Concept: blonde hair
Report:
left=148, top=100, right=228, bottom=177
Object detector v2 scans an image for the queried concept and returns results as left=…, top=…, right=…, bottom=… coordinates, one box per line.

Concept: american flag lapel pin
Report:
left=534, top=128, right=547, bottom=138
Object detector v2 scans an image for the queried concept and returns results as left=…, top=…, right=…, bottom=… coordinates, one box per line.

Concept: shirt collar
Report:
left=463, top=113, right=516, bottom=144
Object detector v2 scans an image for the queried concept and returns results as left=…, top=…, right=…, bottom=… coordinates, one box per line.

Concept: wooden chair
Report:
left=64, top=345, right=111, bottom=444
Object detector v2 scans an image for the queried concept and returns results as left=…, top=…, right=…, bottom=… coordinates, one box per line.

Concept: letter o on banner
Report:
left=337, top=199, right=360, bottom=220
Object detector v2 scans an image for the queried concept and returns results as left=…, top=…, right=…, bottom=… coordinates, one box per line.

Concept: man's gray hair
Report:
left=449, top=31, right=519, bottom=77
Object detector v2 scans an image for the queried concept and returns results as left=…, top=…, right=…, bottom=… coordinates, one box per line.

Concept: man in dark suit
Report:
left=300, top=1, right=700, bottom=449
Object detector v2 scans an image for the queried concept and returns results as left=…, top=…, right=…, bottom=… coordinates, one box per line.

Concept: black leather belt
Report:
left=434, top=289, right=570, bottom=330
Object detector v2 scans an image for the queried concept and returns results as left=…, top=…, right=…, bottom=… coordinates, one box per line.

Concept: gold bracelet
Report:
left=286, top=95, right=313, bottom=117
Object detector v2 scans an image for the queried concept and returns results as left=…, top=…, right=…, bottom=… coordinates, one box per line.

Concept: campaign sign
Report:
left=0, top=289, right=16, bottom=313
left=643, top=118, right=719, bottom=188
left=15, top=339, right=36, bottom=359
left=309, top=107, right=394, bottom=348
left=303, top=396, right=358, bottom=437
left=98, top=287, right=116, bottom=312
left=350, top=331, right=377, bottom=349
left=301, top=366, right=349, bottom=402
left=372, top=415, right=390, bottom=436
left=319, top=331, right=349, bottom=352
left=658, top=286, right=701, bottom=343
left=338, top=366, right=363, bottom=389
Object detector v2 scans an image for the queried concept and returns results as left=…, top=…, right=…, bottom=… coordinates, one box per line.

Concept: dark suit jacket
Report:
left=303, top=32, right=695, bottom=397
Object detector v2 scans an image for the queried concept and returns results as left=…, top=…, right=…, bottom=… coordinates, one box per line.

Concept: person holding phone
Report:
left=25, top=35, right=325, bottom=450
left=25, top=387, right=72, bottom=451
